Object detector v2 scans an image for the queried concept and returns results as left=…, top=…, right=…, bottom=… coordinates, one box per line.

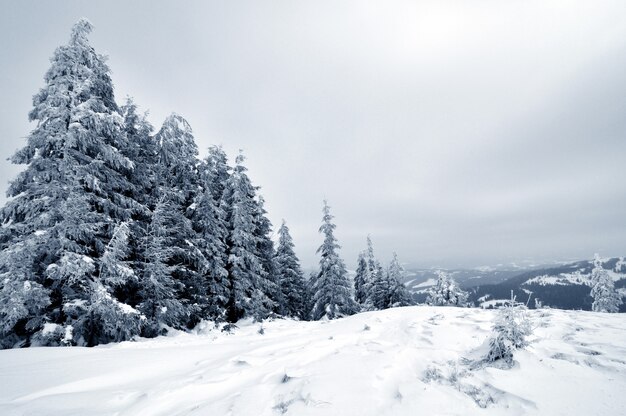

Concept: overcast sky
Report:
left=1, top=1, right=625, bottom=269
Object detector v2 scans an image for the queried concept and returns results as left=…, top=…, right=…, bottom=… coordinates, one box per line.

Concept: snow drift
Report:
left=0, top=306, right=624, bottom=415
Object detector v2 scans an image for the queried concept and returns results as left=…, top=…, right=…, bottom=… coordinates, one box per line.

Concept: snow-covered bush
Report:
left=30, top=324, right=70, bottom=347
left=485, top=306, right=532, bottom=365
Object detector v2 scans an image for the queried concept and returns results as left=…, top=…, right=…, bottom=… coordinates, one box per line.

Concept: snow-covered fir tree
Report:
left=79, top=220, right=143, bottom=345
left=252, top=196, right=280, bottom=317
left=204, top=145, right=231, bottom=206
left=353, top=252, right=369, bottom=305
left=146, top=114, right=208, bottom=328
left=112, top=98, right=159, bottom=316
left=0, top=19, right=143, bottom=346
left=310, top=201, right=357, bottom=320
left=304, top=271, right=317, bottom=320
left=361, top=235, right=387, bottom=310
left=426, top=271, right=468, bottom=307
left=364, top=235, right=378, bottom=291
left=120, top=97, right=157, bottom=208
left=222, top=153, right=273, bottom=322
left=354, top=237, right=411, bottom=310
left=590, top=254, right=622, bottom=313
left=189, top=155, right=229, bottom=320
left=275, top=220, right=307, bottom=319
left=486, top=305, right=532, bottom=365
left=369, top=262, right=392, bottom=310
left=138, top=197, right=189, bottom=335
left=387, top=252, right=412, bottom=307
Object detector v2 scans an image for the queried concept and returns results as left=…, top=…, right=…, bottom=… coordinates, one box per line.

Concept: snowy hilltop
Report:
left=0, top=306, right=624, bottom=415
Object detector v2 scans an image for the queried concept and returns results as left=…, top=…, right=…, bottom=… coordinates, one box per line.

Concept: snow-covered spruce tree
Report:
left=590, top=254, right=622, bottom=313
left=364, top=235, right=377, bottom=288
left=78, top=220, right=143, bottom=346
left=142, top=114, right=208, bottom=330
left=252, top=196, right=281, bottom=316
left=275, top=220, right=307, bottom=319
left=222, top=153, right=273, bottom=322
left=353, top=252, right=369, bottom=305
left=486, top=306, right=532, bottom=365
left=369, top=262, right=392, bottom=310
left=70, top=220, right=143, bottom=347
left=387, top=252, right=412, bottom=307
left=0, top=256, right=50, bottom=348
left=310, top=200, right=357, bottom=320
left=303, top=271, right=317, bottom=320
left=116, top=98, right=157, bottom=309
left=155, top=114, right=201, bottom=202
left=189, top=156, right=230, bottom=320
left=137, top=197, right=190, bottom=335
left=426, top=270, right=468, bottom=307
left=361, top=235, right=386, bottom=310
left=0, top=19, right=144, bottom=347
left=120, top=97, right=157, bottom=207
left=204, top=145, right=231, bottom=204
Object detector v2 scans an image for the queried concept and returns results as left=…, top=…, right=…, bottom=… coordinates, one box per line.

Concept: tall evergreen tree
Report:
left=311, top=200, right=357, bottom=320
left=190, top=155, right=229, bottom=320
left=223, top=153, right=272, bottom=322
left=369, top=262, right=391, bottom=310
left=120, top=97, right=157, bottom=208
left=204, top=145, right=231, bottom=204
left=362, top=235, right=384, bottom=310
left=116, top=98, right=157, bottom=309
left=0, top=19, right=142, bottom=346
left=354, top=252, right=368, bottom=305
left=253, top=196, right=280, bottom=315
left=303, top=271, right=317, bottom=320
left=145, top=114, right=207, bottom=328
left=275, top=220, right=307, bottom=319
left=387, top=252, right=412, bottom=307
left=0, top=239, right=50, bottom=347
left=138, top=197, right=189, bottom=335
left=590, top=254, right=622, bottom=313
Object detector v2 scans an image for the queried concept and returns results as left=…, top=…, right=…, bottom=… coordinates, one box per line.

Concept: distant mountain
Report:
left=402, top=264, right=541, bottom=304
left=465, top=257, right=626, bottom=312
left=403, top=268, right=523, bottom=290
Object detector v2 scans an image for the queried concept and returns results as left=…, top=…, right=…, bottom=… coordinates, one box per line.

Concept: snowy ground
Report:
left=0, top=306, right=625, bottom=416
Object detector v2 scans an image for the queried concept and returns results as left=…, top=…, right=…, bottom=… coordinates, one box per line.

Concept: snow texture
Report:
left=0, top=306, right=624, bottom=415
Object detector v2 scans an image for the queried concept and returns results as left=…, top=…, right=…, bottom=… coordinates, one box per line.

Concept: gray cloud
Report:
left=1, top=0, right=625, bottom=269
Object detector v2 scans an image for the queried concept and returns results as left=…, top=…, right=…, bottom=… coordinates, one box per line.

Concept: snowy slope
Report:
left=0, top=306, right=625, bottom=416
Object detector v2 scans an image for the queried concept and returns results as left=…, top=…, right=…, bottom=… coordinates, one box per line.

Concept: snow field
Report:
left=0, top=306, right=625, bottom=416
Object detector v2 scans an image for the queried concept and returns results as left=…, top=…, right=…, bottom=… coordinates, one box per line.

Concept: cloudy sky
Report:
left=1, top=1, right=625, bottom=269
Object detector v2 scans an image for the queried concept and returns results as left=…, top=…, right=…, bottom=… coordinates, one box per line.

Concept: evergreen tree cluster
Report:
left=0, top=20, right=310, bottom=348
left=426, top=271, right=468, bottom=307
left=353, top=235, right=412, bottom=313
left=0, top=19, right=420, bottom=349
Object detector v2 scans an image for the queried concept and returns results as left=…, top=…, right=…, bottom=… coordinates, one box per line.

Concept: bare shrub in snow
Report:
left=422, top=365, right=444, bottom=383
